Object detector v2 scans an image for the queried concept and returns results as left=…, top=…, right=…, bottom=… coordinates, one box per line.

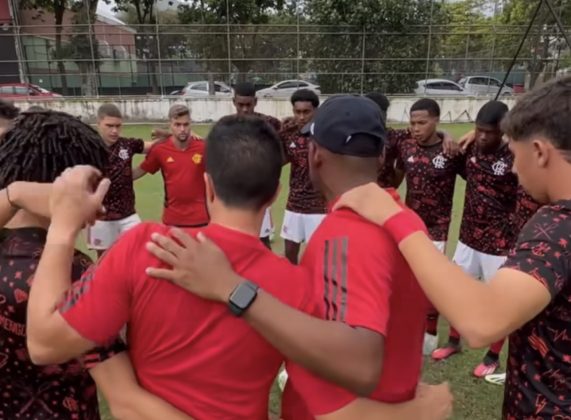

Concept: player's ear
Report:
left=533, top=138, right=551, bottom=168
left=204, top=172, right=216, bottom=203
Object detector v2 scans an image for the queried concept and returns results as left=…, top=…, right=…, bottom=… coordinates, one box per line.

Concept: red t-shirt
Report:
left=140, top=136, right=208, bottom=226
left=58, top=222, right=316, bottom=419
left=283, top=189, right=430, bottom=418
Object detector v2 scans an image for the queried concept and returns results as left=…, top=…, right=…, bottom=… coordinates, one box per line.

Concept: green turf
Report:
left=98, top=123, right=505, bottom=420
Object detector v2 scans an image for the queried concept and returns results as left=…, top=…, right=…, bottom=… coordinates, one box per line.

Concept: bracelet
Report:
left=383, top=210, right=425, bottom=244
left=5, top=185, right=18, bottom=210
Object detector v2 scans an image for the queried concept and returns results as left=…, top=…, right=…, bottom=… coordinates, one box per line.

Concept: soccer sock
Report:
left=426, top=311, right=439, bottom=336
left=485, top=338, right=506, bottom=363
left=448, top=327, right=461, bottom=346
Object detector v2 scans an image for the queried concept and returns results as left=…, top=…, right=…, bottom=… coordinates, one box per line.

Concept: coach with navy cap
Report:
left=138, top=94, right=446, bottom=419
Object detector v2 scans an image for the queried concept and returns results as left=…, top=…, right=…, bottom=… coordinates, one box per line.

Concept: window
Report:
left=214, top=83, right=230, bottom=93
left=14, top=86, right=30, bottom=95
left=277, top=82, right=297, bottom=90
left=0, top=86, right=13, bottom=94
left=298, top=82, right=308, bottom=87
left=190, top=82, right=208, bottom=92
left=489, top=78, right=502, bottom=87
left=441, top=82, right=462, bottom=91
left=99, top=41, right=112, bottom=58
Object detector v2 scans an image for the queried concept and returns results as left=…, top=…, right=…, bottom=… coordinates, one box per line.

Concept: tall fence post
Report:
left=155, top=0, right=164, bottom=96
left=296, top=0, right=301, bottom=78
left=360, top=28, right=366, bottom=94
left=424, top=0, right=435, bottom=83
left=226, top=0, right=232, bottom=82
left=85, top=0, right=98, bottom=97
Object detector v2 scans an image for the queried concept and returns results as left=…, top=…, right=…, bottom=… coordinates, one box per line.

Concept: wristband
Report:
left=383, top=210, right=425, bottom=244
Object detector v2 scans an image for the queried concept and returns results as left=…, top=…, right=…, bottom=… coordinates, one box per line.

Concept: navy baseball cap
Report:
left=301, top=95, right=386, bottom=157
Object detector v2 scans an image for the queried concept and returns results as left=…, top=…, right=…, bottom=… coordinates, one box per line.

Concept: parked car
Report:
left=0, top=83, right=62, bottom=99
left=414, top=79, right=469, bottom=96
left=181, top=81, right=233, bottom=97
left=256, top=80, right=321, bottom=98
left=458, top=76, right=513, bottom=96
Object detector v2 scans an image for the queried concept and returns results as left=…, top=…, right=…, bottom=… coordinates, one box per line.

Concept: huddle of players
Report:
left=2, top=77, right=570, bottom=420
left=377, top=96, right=541, bottom=378
left=89, top=82, right=326, bottom=265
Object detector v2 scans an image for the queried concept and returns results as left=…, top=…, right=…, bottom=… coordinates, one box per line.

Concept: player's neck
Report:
left=325, top=174, right=377, bottom=203
left=547, top=164, right=571, bottom=203
left=418, top=132, right=441, bottom=147
left=4, top=210, right=49, bottom=230
left=172, top=137, right=190, bottom=150
left=209, top=206, right=263, bottom=238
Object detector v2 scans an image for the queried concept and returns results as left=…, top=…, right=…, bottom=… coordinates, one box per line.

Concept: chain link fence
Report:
left=0, top=18, right=569, bottom=97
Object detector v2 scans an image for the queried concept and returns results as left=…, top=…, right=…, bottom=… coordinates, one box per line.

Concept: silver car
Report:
left=414, top=79, right=469, bottom=96
left=256, top=80, right=321, bottom=98
left=181, top=81, right=233, bottom=97
left=458, top=76, right=513, bottom=96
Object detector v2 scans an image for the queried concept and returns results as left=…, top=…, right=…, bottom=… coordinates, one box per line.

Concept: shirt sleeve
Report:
left=80, top=339, right=127, bottom=370
left=126, top=138, right=145, bottom=155
left=502, top=207, right=570, bottom=299
left=58, top=225, right=148, bottom=345
left=321, top=227, right=394, bottom=336
left=139, top=146, right=161, bottom=174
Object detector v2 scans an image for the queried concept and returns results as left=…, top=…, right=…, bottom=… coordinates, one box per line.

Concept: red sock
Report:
left=426, top=311, right=439, bottom=336
left=449, top=327, right=461, bottom=345
left=489, top=338, right=506, bottom=356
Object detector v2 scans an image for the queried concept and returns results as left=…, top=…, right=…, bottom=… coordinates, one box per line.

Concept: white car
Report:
left=414, top=79, right=469, bottom=96
left=256, top=80, right=321, bottom=98
left=181, top=81, right=233, bottom=97
left=458, top=76, right=513, bottom=96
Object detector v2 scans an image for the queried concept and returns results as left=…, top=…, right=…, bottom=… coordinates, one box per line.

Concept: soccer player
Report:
left=332, top=76, right=571, bottom=419
left=133, top=104, right=208, bottom=227
left=87, top=104, right=164, bottom=256
left=280, top=89, right=326, bottom=264
left=394, top=98, right=464, bottom=354
left=430, top=101, right=517, bottom=379
left=143, top=97, right=436, bottom=418
left=0, top=99, right=19, bottom=138
left=366, top=92, right=458, bottom=188
left=0, top=111, right=190, bottom=420
left=26, top=113, right=451, bottom=419
left=233, top=82, right=282, bottom=248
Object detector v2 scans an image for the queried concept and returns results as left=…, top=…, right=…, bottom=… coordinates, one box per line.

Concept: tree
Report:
left=177, top=0, right=292, bottom=83
left=305, top=0, right=448, bottom=94
left=496, top=0, right=571, bottom=88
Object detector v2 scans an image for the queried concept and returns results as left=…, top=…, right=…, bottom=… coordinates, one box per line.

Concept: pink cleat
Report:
left=431, top=344, right=461, bottom=361
left=473, top=360, right=500, bottom=378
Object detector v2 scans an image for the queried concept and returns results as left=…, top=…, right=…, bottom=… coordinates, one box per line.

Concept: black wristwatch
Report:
left=228, top=280, right=259, bottom=317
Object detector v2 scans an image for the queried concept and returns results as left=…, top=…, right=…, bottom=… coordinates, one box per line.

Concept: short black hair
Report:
left=234, top=82, right=256, bottom=98
left=410, top=98, right=440, bottom=118
left=365, top=92, right=390, bottom=114
left=0, top=100, right=19, bottom=120
left=502, top=77, right=571, bottom=151
left=98, top=103, right=122, bottom=120
left=291, top=89, right=319, bottom=108
left=205, top=115, right=282, bottom=210
left=0, top=110, right=109, bottom=188
left=476, top=101, right=508, bottom=127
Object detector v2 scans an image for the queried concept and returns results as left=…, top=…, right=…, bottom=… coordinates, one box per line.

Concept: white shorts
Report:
left=453, top=241, right=507, bottom=282
left=281, top=210, right=326, bottom=244
left=86, top=213, right=141, bottom=250
left=260, top=207, right=273, bottom=239
left=433, top=241, right=447, bottom=253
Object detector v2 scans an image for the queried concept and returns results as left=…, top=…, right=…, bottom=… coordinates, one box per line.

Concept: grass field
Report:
left=98, top=123, right=505, bottom=420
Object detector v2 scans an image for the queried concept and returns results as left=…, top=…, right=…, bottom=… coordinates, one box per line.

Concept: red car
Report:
left=0, top=83, right=62, bottom=99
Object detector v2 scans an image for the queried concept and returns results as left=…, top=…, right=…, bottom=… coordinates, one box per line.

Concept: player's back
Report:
left=125, top=222, right=314, bottom=419
left=302, top=195, right=429, bottom=403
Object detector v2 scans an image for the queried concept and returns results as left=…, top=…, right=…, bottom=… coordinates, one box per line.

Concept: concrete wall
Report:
left=13, top=96, right=518, bottom=124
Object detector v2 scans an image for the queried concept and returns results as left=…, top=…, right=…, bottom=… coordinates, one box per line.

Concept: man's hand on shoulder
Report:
left=145, top=229, right=241, bottom=303
left=333, top=183, right=402, bottom=226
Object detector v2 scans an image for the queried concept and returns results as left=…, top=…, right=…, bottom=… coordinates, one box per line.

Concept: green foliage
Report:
left=306, top=0, right=447, bottom=93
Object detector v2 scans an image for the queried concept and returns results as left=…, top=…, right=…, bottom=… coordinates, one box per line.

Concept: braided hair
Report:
left=0, top=110, right=109, bottom=188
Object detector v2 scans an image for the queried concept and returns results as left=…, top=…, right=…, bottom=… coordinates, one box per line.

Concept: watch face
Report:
left=231, top=283, right=257, bottom=309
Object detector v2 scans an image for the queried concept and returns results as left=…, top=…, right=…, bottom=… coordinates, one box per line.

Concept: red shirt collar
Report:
left=327, top=187, right=401, bottom=213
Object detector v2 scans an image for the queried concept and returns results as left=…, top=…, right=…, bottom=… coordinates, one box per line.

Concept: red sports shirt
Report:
left=140, top=136, right=208, bottom=226
left=283, top=189, right=430, bottom=418
left=58, top=223, right=316, bottom=420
